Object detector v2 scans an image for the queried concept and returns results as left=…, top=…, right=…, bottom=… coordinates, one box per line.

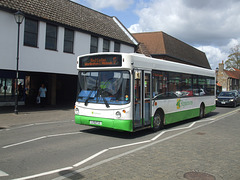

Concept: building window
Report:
left=45, top=24, right=57, bottom=50
left=24, top=18, right=38, bottom=47
left=103, top=39, right=110, bottom=52
left=64, top=29, right=74, bottom=53
left=114, top=42, right=120, bottom=52
left=90, top=36, right=98, bottom=53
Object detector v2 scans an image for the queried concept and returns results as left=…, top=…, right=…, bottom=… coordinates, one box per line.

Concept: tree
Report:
left=225, top=44, right=240, bottom=70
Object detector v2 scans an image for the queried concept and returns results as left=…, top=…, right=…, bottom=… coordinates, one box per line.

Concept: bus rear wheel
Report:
left=153, top=111, right=164, bottom=131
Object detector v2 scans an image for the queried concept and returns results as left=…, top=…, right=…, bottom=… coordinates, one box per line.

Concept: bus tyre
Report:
left=153, top=111, right=163, bottom=131
left=199, top=104, right=205, bottom=119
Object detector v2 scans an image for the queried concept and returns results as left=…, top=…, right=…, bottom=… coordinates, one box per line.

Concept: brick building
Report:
left=216, top=61, right=240, bottom=92
left=133, top=31, right=211, bottom=69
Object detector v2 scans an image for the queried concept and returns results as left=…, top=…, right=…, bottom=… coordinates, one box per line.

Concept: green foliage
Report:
left=225, top=45, right=240, bottom=70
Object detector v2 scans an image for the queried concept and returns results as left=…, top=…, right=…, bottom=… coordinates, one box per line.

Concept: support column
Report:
left=50, top=74, right=57, bottom=105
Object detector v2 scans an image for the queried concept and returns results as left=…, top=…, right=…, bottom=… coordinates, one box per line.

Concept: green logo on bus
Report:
left=176, top=99, right=193, bottom=109
left=176, top=99, right=181, bottom=109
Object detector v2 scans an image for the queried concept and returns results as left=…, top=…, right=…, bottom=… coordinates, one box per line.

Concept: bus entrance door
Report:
left=133, top=70, right=151, bottom=129
left=144, top=71, right=151, bottom=126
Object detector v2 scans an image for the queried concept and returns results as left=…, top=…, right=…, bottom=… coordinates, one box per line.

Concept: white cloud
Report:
left=79, top=0, right=134, bottom=11
left=223, top=38, right=240, bottom=52
left=128, top=24, right=142, bottom=33
left=129, top=0, right=240, bottom=46
left=128, top=0, right=240, bottom=70
left=196, top=46, right=227, bottom=70
left=196, top=38, right=240, bottom=70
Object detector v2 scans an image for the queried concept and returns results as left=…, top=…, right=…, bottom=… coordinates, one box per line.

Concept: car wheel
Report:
left=233, top=101, right=237, bottom=108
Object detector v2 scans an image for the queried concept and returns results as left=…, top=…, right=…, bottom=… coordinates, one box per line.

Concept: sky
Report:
left=72, top=0, right=240, bottom=70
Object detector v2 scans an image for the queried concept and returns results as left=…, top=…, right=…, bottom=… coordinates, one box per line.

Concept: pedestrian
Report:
left=38, top=83, right=47, bottom=107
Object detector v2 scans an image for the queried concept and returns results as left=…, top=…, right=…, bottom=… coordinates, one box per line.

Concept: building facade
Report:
left=0, top=0, right=137, bottom=106
left=216, top=61, right=240, bottom=92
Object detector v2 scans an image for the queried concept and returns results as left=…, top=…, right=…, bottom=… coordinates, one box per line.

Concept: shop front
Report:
left=0, top=70, right=25, bottom=106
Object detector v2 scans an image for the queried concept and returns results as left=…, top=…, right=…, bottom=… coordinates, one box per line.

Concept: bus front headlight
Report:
left=75, top=108, right=79, bottom=115
left=115, top=111, right=121, bottom=118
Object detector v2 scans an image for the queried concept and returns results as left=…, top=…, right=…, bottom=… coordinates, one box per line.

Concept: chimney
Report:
left=219, top=61, right=224, bottom=72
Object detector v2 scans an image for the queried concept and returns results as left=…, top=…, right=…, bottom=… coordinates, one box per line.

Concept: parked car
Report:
left=216, top=91, right=240, bottom=107
left=229, top=90, right=239, bottom=96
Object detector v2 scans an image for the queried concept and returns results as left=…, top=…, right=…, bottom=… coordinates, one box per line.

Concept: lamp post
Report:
left=14, top=11, right=25, bottom=114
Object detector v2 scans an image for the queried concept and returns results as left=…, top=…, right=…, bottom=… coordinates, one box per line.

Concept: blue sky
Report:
left=72, top=0, right=240, bottom=70
left=73, top=0, right=141, bottom=27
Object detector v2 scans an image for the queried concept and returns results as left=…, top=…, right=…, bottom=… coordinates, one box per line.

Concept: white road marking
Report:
left=73, top=149, right=109, bottom=167
left=34, top=120, right=74, bottom=126
left=12, top=167, right=73, bottom=180
left=151, top=131, right=165, bottom=141
left=109, top=140, right=151, bottom=150
left=8, top=124, right=35, bottom=130
left=46, top=132, right=82, bottom=138
left=0, top=170, right=9, bottom=177
left=151, top=122, right=197, bottom=141
left=2, top=132, right=82, bottom=149
left=2, top=120, right=73, bottom=131
left=2, top=136, right=46, bottom=149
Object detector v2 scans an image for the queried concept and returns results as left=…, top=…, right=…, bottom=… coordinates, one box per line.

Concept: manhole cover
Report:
left=184, top=172, right=216, bottom=180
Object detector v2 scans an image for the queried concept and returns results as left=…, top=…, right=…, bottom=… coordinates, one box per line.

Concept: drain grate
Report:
left=184, top=172, right=216, bottom=180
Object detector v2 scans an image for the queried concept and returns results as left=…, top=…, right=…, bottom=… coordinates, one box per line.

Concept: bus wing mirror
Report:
left=135, top=71, right=141, bottom=80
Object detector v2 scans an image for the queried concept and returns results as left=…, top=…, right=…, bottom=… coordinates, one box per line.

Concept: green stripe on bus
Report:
left=76, top=105, right=215, bottom=131
left=205, top=105, right=216, bottom=114
left=164, top=105, right=216, bottom=125
left=75, top=115, right=133, bottom=132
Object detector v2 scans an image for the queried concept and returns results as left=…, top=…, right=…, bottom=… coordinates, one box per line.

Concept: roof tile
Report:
left=224, top=69, right=240, bottom=79
left=133, top=31, right=211, bottom=69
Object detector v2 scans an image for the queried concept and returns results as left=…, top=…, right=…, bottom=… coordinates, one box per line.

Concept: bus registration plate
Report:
left=90, top=121, right=102, bottom=125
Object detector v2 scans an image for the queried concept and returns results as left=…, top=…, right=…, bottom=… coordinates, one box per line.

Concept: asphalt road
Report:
left=0, top=106, right=240, bottom=180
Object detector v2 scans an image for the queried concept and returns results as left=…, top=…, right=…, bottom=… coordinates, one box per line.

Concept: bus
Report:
left=74, top=53, right=216, bottom=132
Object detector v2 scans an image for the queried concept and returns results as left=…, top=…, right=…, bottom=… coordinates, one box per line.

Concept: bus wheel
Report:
left=199, top=104, right=205, bottom=119
left=153, top=111, right=163, bottom=131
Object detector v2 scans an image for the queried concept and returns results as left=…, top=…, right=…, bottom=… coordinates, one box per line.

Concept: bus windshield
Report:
left=77, top=71, right=130, bottom=106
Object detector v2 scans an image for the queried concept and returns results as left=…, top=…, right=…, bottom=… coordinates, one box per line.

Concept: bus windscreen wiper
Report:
left=98, top=89, right=110, bottom=108
left=84, top=87, right=97, bottom=106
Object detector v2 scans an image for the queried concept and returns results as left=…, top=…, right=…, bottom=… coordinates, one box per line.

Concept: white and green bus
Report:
left=75, top=53, right=216, bottom=132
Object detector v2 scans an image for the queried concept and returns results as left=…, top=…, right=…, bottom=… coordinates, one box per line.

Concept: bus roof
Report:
left=77, top=52, right=215, bottom=77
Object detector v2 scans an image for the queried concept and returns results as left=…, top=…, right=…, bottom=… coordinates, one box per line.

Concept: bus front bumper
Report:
left=75, top=115, right=133, bottom=132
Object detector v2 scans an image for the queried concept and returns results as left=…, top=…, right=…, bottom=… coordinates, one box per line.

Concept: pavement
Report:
left=56, top=109, right=240, bottom=180
left=0, top=104, right=75, bottom=128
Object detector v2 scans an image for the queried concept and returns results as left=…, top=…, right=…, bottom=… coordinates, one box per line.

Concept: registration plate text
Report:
left=90, top=121, right=102, bottom=125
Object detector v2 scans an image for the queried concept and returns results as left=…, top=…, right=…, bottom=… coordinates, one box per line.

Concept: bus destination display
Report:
left=79, top=55, right=122, bottom=67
